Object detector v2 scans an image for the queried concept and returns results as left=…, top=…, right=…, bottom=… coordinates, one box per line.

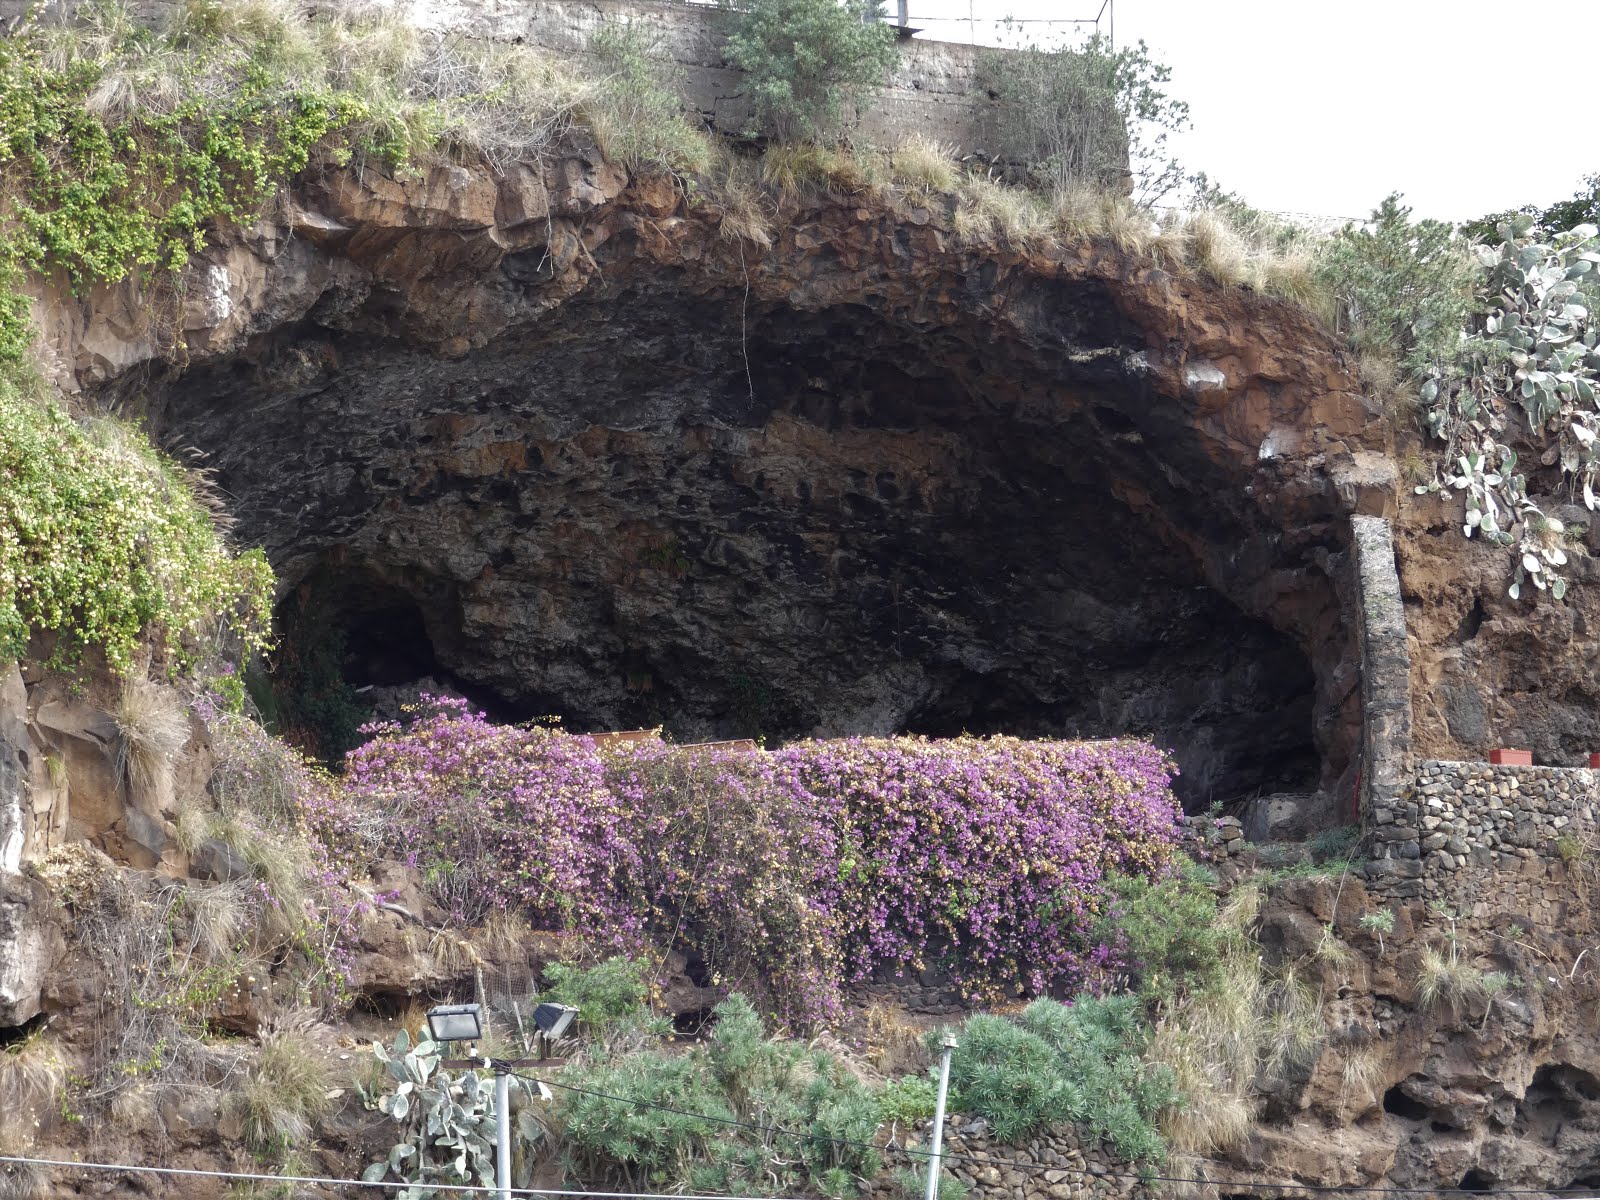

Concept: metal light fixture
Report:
left=532, top=1002, right=579, bottom=1040
left=425, top=1002, right=483, bottom=1044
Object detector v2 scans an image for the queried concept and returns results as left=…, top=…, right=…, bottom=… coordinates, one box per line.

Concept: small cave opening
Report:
left=265, top=566, right=543, bottom=763
left=1383, top=1085, right=1431, bottom=1121
left=1517, top=1063, right=1600, bottom=1133
left=0, top=1010, right=47, bottom=1047
left=1458, top=1170, right=1495, bottom=1193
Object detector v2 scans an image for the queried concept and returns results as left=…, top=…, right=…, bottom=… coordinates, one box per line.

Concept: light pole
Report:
left=427, top=1001, right=577, bottom=1200
left=925, top=1033, right=958, bottom=1200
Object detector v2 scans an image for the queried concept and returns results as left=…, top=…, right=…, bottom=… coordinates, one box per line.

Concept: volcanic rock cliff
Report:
left=27, top=145, right=1398, bottom=814
left=12, top=129, right=1600, bottom=1198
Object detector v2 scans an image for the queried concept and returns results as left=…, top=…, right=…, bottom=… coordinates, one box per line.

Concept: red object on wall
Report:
left=1589, top=753, right=1600, bottom=769
left=1490, top=749, right=1533, bottom=766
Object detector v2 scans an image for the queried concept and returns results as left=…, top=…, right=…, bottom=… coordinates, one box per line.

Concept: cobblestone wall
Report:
left=1364, top=760, right=1599, bottom=905
left=870, top=1116, right=1152, bottom=1200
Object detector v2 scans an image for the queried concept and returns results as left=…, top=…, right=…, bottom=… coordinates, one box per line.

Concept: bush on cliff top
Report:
left=332, top=697, right=1181, bottom=1025
left=0, top=364, right=271, bottom=673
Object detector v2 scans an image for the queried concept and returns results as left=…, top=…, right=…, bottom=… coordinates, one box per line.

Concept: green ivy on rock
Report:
left=0, top=24, right=398, bottom=359
left=0, top=364, right=272, bottom=673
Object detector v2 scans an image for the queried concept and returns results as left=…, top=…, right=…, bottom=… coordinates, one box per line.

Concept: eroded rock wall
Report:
left=15, top=146, right=1396, bottom=808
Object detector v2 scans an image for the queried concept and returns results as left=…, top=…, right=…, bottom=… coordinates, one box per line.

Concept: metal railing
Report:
left=646, top=0, right=1116, bottom=49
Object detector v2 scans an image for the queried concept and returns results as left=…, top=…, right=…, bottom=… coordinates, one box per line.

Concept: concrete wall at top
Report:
left=2, top=0, right=996, bottom=153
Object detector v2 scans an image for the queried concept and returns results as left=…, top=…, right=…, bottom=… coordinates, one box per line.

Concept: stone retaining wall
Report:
left=869, top=1116, right=1151, bottom=1200
left=1364, top=760, right=1599, bottom=907
left=2, top=0, right=999, bottom=153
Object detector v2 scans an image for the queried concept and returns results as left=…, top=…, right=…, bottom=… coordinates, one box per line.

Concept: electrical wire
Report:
left=0, top=1154, right=820, bottom=1199
left=504, top=1069, right=1580, bottom=1198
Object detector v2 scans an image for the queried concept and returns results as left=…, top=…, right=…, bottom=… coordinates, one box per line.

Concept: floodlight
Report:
left=426, top=1003, right=483, bottom=1043
left=533, top=1002, right=579, bottom=1040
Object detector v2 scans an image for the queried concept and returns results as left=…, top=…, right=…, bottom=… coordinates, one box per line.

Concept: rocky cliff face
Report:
left=27, top=145, right=1390, bottom=811
left=18, top=136, right=1600, bottom=1196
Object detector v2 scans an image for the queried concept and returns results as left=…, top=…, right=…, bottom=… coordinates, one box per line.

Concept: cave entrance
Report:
left=160, top=271, right=1351, bottom=815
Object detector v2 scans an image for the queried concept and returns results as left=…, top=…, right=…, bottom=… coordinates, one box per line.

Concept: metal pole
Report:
left=924, top=1035, right=957, bottom=1200
left=495, top=1068, right=512, bottom=1200
left=896, top=0, right=907, bottom=27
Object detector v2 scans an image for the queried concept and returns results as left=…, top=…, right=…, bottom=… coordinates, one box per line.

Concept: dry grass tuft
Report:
left=207, top=809, right=312, bottom=941
left=0, top=1030, right=65, bottom=1138
left=1185, top=210, right=1249, bottom=287
left=231, top=1031, right=331, bottom=1153
left=953, top=176, right=1049, bottom=246
left=477, top=909, right=531, bottom=961
left=108, top=1080, right=159, bottom=1129
left=1148, top=880, right=1327, bottom=1156
left=1099, top=193, right=1155, bottom=257
left=113, top=678, right=190, bottom=803
left=185, top=879, right=250, bottom=961
left=1339, top=1045, right=1386, bottom=1110
left=0, top=1128, right=46, bottom=1200
left=711, top=171, right=773, bottom=248
left=1416, top=940, right=1496, bottom=1012
left=889, top=134, right=957, bottom=201
left=759, top=143, right=877, bottom=203
left=1313, top=922, right=1355, bottom=970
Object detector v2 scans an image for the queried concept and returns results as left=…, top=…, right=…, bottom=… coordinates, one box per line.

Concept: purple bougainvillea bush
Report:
left=330, top=698, right=1181, bottom=1025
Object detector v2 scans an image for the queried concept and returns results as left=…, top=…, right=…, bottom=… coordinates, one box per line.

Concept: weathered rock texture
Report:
left=1398, top=484, right=1600, bottom=768
left=18, top=148, right=1397, bottom=809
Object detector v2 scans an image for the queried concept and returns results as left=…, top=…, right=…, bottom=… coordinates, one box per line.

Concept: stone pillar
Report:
left=1351, top=515, right=1412, bottom=826
left=0, top=660, right=29, bottom=873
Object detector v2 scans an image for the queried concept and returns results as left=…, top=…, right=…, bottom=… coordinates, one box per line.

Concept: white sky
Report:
left=903, top=0, right=1600, bottom=225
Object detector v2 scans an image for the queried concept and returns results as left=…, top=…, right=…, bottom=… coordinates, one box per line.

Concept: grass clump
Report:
left=889, top=135, right=957, bottom=202
left=583, top=22, right=713, bottom=176
left=0, top=363, right=272, bottom=674
left=112, top=678, right=190, bottom=802
left=1415, top=938, right=1503, bottom=1013
left=230, top=1032, right=331, bottom=1154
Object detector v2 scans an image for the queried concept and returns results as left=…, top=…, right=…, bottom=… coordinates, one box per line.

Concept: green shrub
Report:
left=559, top=994, right=880, bottom=1194
left=1315, top=194, right=1475, bottom=380
left=1095, top=868, right=1223, bottom=1006
left=543, top=957, right=652, bottom=1041
left=894, top=1167, right=969, bottom=1200
left=721, top=0, right=896, bottom=144
left=0, top=363, right=272, bottom=674
left=943, top=997, right=1174, bottom=1161
left=585, top=22, right=713, bottom=175
left=876, top=1074, right=938, bottom=1124
left=974, top=35, right=1187, bottom=202
left=1308, top=825, right=1361, bottom=863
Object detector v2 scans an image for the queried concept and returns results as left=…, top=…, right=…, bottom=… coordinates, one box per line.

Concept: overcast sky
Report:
left=904, top=0, right=1599, bottom=225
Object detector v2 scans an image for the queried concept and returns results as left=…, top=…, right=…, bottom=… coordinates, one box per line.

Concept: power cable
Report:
left=506, top=1069, right=1580, bottom=1198
left=0, top=1154, right=819, bottom=1199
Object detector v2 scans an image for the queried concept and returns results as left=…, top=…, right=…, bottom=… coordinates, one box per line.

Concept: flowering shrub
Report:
left=340, top=699, right=642, bottom=936
left=329, top=700, right=1181, bottom=1024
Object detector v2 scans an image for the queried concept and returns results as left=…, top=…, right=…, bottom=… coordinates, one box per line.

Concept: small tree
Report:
left=975, top=35, right=1188, bottom=203
left=1315, top=193, right=1475, bottom=379
left=721, top=0, right=896, bottom=144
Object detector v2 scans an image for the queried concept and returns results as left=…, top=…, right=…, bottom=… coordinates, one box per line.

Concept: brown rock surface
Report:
left=23, top=147, right=1396, bottom=811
